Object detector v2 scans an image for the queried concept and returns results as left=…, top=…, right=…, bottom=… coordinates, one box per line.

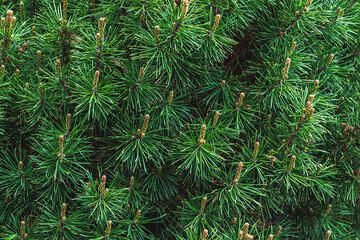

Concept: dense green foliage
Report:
left=0, top=0, right=359, bottom=239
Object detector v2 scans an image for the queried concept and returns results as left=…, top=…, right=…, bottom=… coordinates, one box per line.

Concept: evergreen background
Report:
left=0, top=0, right=359, bottom=239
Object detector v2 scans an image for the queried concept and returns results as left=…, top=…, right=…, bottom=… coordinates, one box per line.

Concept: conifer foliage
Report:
left=0, top=0, right=359, bottom=239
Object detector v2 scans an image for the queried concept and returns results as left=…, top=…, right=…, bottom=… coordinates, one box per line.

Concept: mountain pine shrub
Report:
left=0, top=0, right=359, bottom=239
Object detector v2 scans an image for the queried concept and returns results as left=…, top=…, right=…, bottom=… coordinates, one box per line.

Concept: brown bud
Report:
left=201, top=197, right=207, bottom=213
left=238, top=230, right=244, bottom=240
left=154, top=25, right=160, bottom=42
left=100, top=175, right=106, bottom=194
left=237, top=92, right=245, bottom=107
left=243, top=222, right=249, bottom=236
left=180, top=0, right=189, bottom=19
left=267, top=114, right=272, bottom=123
left=289, top=155, right=296, bottom=171
left=56, top=60, right=61, bottom=76
left=141, top=114, right=150, bottom=133
left=105, top=220, right=112, bottom=236
left=59, top=135, right=64, bottom=155
left=96, top=32, right=101, bottom=47
left=201, top=229, right=208, bottom=240
left=325, top=204, right=332, bottom=214
left=129, top=176, right=134, bottom=188
left=212, top=14, right=221, bottom=32
left=285, top=58, right=291, bottom=67
left=168, top=91, right=174, bottom=104
left=139, top=67, right=145, bottom=81
left=61, top=216, right=66, bottom=224
left=136, top=129, right=141, bottom=137
left=66, top=113, right=71, bottom=133
left=326, top=54, right=334, bottom=65
left=308, top=94, right=314, bottom=104
left=314, top=79, right=319, bottom=87
left=199, top=124, right=206, bottom=140
left=289, top=41, right=296, bottom=55
left=63, top=0, right=68, bottom=19
left=245, top=234, right=253, bottom=240
left=134, top=210, right=141, bottom=224
left=300, top=114, right=305, bottom=123
left=20, top=2, right=25, bottom=21
left=18, top=161, right=23, bottom=171
left=5, top=10, right=13, bottom=32
left=232, top=217, right=237, bottom=224
left=31, top=26, right=36, bottom=37
left=324, top=230, right=331, bottom=240
left=268, top=234, right=274, bottom=240
left=233, top=162, right=243, bottom=184
left=306, top=134, right=312, bottom=145
left=20, top=221, right=25, bottom=237
left=0, top=65, right=4, bottom=75
left=306, top=101, right=312, bottom=110
left=104, top=188, right=109, bottom=198
left=198, top=138, right=206, bottom=147
left=99, top=17, right=106, bottom=38
left=282, top=58, right=291, bottom=80
left=212, top=111, right=220, bottom=128
left=93, top=70, right=100, bottom=90
left=253, top=142, right=260, bottom=158
left=61, top=203, right=67, bottom=218
left=37, top=50, right=41, bottom=69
